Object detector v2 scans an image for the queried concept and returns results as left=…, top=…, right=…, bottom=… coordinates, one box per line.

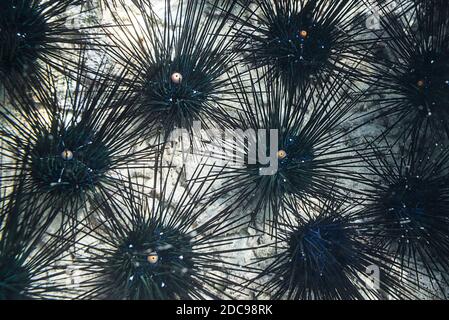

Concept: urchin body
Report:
left=30, top=124, right=112, bottom=195
left=140, top=58, right=218, bottom=132
left=95, top=221, right=196, bottom=300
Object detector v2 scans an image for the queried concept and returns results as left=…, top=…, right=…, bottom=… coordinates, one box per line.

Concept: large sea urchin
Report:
left=0, top=58, right=157, bottom=221
left=104, top=0, right=245, bottom=143
left=205, top=69, right=368, bottom=232
left=253, top=195, right=416, bottom=300
left=0, top=176, right=72, bottom=299
left=229, top=0, right=375, bottom=90
left=360, top=137, right=449, bottom=298
left=365, top=0, right=449, bottom=140
left=74, top=162, right=250, bottom=300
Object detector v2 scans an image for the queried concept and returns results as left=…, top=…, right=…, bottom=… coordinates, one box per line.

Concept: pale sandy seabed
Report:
left=0, top=0, right=446, bottom=300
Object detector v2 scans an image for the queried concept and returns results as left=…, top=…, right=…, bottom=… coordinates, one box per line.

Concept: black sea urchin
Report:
left=360, top=137, right=449, bottom=298
left=229, top=0, right=375, bottom=90
left=74, top=162, right=250, bottom=300
left=0, top=60, right=157, bottom=221
left=252, top=195, right=416, bottom=300
left=365, top=0, right=449, bottom=141
left=205, top=70, right=368, bottom=232
left=0, top=0, right=98, bottom=94
left=104, top=0, right=245, bottom=143
left=0, top=176, right=72, bottom=300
